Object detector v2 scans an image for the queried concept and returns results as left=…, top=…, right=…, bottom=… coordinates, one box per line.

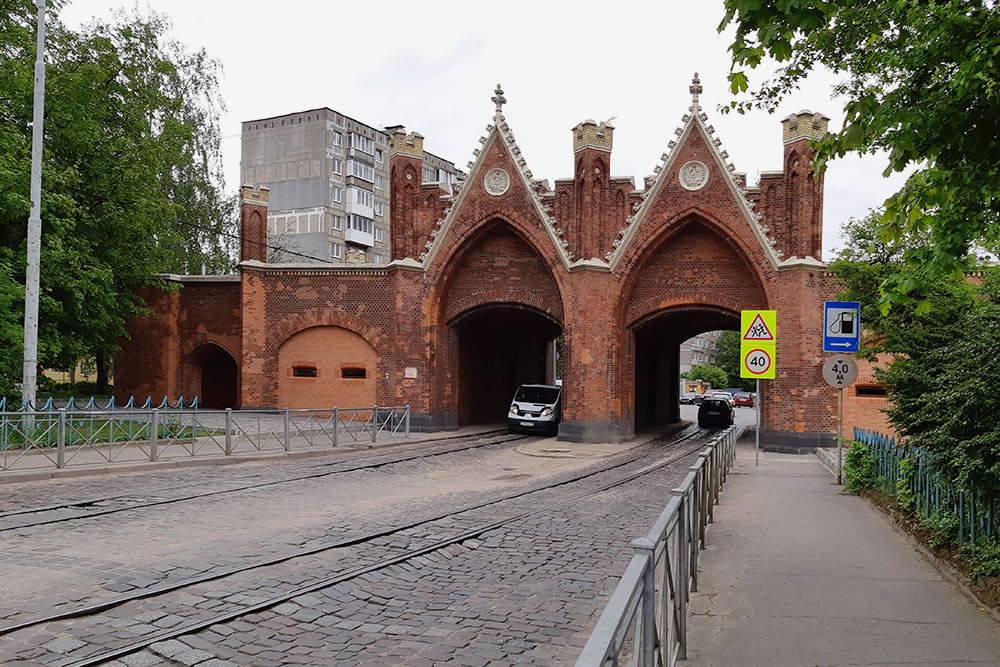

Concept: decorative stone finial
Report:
left=690, top=72, right=703, bottom=106
left=492, top=84, right=506, bottom=115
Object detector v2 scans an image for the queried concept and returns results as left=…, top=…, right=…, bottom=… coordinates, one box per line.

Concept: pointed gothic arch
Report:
left=433, top=217, right=566, bottom=427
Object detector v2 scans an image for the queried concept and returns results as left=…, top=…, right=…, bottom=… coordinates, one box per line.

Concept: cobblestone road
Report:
left=0, top=425, right=722, bottom=666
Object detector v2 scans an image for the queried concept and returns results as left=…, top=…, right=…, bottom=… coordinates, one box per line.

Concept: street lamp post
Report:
left=22, top=0, right=47, bottom=409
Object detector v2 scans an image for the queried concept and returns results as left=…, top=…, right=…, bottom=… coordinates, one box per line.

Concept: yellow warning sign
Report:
left=741, top=310, right=777, bottom=342
left=740, top=342, right=776, bottom=379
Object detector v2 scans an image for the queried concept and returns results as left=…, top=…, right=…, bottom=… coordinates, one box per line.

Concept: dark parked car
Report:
left=698, top=397, right=734, bottom=428
left=680, top=391, right=701, bottom=405
left=734, top=392, right=754, bottom=408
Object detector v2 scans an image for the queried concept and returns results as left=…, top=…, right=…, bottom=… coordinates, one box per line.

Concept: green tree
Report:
left=828, top=209, right=977, bottom=361
left=681, top=363, right=728, bottom=390
left=719, top=0, right=1000, bottom=312
left=0, top=4, right=236, bottom=396
left=715, top=330, right=755, bottom=391
left=830, top=209, right=998, bottom=493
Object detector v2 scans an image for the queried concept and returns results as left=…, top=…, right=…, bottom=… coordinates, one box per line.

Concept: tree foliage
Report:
left=0, top=3, right=236, bottom=396
left=720, top=0, right=1000, bottom=310
left=681, top=363, right=728, bottom=390
left=830, top=209, right=999, bottom=493
left=714, top=330, right=756, bottom=391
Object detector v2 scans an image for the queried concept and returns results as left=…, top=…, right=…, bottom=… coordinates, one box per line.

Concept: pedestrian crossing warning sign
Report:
left=741, top=310, right=776, bottom=342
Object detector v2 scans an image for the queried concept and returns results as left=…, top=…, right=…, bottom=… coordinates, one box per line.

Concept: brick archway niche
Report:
left=184, top=343, right=239, bottom=409
left=621, top=218, right=768, bottom=431
left=436, top=221, right=566, bottom=428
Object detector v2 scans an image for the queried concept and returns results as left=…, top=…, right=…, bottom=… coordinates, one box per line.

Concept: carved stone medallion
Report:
left=484, top=168, right=511, bottom=196
left=678, top=160, right=709, bottom=191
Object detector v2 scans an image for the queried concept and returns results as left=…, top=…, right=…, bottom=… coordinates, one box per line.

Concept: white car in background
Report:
left=710, top=391, right=735, bottom=406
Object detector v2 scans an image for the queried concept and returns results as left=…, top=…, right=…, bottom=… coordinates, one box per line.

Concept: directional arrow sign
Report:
left=824, top=301, right=860, bottom=353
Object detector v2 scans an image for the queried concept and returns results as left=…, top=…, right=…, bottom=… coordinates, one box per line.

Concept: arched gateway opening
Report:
left=633, top=308, right=738, bottom=429
left=188, top=344, right=238, bottom=409
left=438, top=221, right=565, bottom=428
left=452, top=306, right=561, bottom=426
left=624, top=219, right=767, bottom=432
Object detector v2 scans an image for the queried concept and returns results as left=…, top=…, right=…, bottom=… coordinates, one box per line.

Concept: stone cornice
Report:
left=157, top=274, right=241, bottom=283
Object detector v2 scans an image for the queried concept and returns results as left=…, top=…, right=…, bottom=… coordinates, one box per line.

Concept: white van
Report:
left=507, top=384, right=562, bottom=435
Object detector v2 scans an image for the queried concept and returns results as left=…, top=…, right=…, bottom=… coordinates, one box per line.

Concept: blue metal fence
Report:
left=0, top=395, right=198, bottom=412
left=854, top=428, right=999, bottom=544
left=0, top=397, right=197, bottom=451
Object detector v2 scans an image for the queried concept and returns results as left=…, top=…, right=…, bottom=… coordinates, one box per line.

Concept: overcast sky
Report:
left=59, top=0, right=908, bottom=261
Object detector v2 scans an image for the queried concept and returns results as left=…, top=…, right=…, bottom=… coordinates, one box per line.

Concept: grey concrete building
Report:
left=241, top=109, right=461, bottom=264
left=679, top=330, right=722, bottom=392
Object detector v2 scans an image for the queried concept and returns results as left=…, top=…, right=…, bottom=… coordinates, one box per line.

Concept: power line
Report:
left=172, top=218, right=334, bottom=264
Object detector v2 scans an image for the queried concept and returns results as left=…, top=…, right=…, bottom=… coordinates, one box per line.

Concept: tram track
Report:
left=1, top=424, right=722, bottom=666
left=0, top=429, right=521, bottom=531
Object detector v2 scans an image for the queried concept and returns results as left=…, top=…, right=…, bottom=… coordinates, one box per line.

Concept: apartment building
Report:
left=241, top=109, right=461, bottom=264
left=679, top=330, right=721, bottom=375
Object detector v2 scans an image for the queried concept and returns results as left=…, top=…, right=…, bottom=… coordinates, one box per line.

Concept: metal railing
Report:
left=855, top=427, right=999, bottom=544
left=576, top=426, right=741, bottom=667
left=0, top=395, right=198, bottom=412
left=0, top=405, right=410, bottom=472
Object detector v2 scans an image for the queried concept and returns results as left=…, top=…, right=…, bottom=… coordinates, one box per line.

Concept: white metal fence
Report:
left=576, top=426, right=741, bottom=667
left=0, top=406, right=410, bottom=472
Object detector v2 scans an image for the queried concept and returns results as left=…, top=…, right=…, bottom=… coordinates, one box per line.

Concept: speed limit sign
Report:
left=741, top=346, right=775, bottom=379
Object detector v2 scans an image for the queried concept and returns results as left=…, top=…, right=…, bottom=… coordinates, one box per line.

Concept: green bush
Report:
left=843, top=441, right=878, bottom=493
left=896, top=457, right=918, bottom=513
left=919, top=512, right=959, bottom=550
left=963, top=537, right=1000, bottom=579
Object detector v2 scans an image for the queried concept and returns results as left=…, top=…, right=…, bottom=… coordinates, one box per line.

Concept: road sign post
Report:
left=823, top=354, right=859, bottom=484
left=741, top=310, right=777, bottom=466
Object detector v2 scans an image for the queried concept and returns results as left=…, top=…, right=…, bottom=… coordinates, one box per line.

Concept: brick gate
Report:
left=117, top=77, right=842, bottom=450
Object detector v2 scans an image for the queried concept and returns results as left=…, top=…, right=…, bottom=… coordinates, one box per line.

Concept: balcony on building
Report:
left=345, top=227, right=374, bottom=247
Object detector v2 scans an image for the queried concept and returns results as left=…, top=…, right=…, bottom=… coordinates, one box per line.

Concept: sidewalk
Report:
left=686, top=443, right=1000, bottom=666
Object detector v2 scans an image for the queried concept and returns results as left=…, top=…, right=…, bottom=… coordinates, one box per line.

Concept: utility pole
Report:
left=22, top=0, right=47, bottom=409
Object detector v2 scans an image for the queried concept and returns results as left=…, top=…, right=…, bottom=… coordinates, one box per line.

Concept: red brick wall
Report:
left=115, top=287, right=180, bottom=403
left=240, top=267, right=393, bottom=408
left=116, top=281, right=241, bottom=405
left=121, top=109, right=844, bottom=444
left=177, top=282, right=242, bottom=401
left=624, top=224, right=768, bottom=325
left=756, top=138, right=825, bottom=261
left=441, top=225, right=563, bottom=323
left=241, top=202, right=267, bottom=262
left=843, top=353, right=894, bottom=437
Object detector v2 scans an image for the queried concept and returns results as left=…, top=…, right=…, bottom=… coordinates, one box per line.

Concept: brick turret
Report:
left=389, top=129, right=427, bottom=260
left=759, top=111, right=829, bottom=261
left=240, top=185, right=268, bottom=262
left=566, top=120, right=615, bottom=261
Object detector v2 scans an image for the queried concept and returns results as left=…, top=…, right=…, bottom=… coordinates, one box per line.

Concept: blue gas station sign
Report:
left=824, top=301, right=860, bottom=353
